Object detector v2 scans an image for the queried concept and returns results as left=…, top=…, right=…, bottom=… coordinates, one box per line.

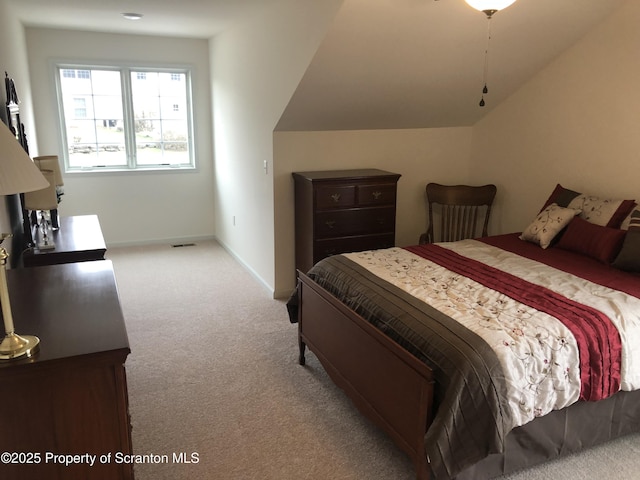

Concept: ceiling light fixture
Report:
left=464, top=0, right=517, bottom=106
left=122, top=12, right=143, bottom=20
left=464, top=0, right=516, bottom=18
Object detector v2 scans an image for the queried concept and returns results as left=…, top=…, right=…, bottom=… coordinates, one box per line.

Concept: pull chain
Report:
left=479, top=15, right=492, bottom=107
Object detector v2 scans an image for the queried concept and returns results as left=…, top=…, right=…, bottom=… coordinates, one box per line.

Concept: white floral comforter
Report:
left=344, top=239, right=640, bottom=428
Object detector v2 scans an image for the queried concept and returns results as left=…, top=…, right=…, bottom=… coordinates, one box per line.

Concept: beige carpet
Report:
left=107, top=240, right=640, bottom=480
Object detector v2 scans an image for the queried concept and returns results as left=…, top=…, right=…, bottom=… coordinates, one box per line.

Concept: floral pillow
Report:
left=520, top=203, right=581, bottom=249
left=612, top=209, right=640, bottom=272
left=541, top=184, right=635, bottom=228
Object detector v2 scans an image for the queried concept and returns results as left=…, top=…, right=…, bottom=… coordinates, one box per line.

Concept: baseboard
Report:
left=106, top=234, right=216, bottom=249
left=209, top=237, right=277, bottom=299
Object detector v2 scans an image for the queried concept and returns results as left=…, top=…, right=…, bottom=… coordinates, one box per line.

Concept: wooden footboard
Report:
left=297, top=271, right=434, bottom=480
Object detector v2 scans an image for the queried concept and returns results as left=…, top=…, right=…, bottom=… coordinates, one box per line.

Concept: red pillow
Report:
left=555, top=216, right=627, bottom=264
left=540, top=183, right=581, bottom=211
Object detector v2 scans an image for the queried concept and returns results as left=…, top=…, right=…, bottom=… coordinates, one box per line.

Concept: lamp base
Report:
left=0, top=332, right=40, bottom=360
left=37, top=240, right=56, bottom=251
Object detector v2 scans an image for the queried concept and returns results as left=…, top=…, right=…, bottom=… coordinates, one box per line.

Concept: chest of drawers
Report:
left=293, top=169, right=401, bottom=273
left=1, top=261, right=133, bottom=480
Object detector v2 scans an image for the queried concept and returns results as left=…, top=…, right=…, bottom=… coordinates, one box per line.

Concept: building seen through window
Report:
left=56, top=66, right=194, bottom=171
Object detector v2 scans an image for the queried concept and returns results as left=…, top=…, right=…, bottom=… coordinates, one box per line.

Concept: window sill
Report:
left=65, top=165, right=197, bottom=175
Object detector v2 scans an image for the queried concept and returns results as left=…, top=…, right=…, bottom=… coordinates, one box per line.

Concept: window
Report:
left=73, top=98, right=87, bottom=118
left=55, top=65, right=194, bottom=171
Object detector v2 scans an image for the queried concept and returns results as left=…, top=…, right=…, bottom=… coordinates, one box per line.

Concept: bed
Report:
left=287, top=184, right=640, bottom=480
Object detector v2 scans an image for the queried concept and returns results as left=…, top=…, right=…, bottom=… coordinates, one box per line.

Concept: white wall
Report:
left=270, top=0, right=640, bottom=296
left=211, top=0, right=342, bottom=296
left=273, top=127, right=473, bottom=296
left=6, top=0, right=635, bottom=298
left=470, top=0, right=640, bottom=235
left=24, top=28, right=216, bottom=246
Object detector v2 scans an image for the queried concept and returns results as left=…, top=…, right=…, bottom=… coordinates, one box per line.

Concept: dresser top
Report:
left=292, top=169, right=401, bottom=182
left=23, top=214, right=106, bottom=266
left=1, top=260, right=129, bottom=369
left=36, top=214, right=106, bottom=252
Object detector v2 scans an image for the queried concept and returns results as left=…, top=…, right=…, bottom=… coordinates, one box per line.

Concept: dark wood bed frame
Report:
left=296, top=269, right=640, bottom=480
left=296, top=271, right=435, bottom=480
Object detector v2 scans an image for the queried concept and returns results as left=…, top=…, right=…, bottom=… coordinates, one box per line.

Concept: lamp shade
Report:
left=465, top=0, right=517, bottom=13
left=33, top=156, right=64, bottom=187
left=24, top=170, right=58, bottom=211
left=0, top=121, right=49, bottom=195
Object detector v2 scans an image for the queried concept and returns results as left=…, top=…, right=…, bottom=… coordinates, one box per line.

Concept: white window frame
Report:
left=53, top=63, right=196, bottom=173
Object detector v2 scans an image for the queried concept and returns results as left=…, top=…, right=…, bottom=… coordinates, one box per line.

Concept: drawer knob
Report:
left=325, top=220, right=336, bottom=229
left=330, top=193, right=341, bottom=203
left=372, top=191, right=382, bottom=199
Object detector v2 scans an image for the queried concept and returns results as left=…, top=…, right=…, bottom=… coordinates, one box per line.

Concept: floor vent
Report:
left=171, top=243, right=196, bottom=248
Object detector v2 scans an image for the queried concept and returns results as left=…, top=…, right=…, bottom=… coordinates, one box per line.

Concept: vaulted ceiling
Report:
left=8, top=0, right=626, bottom=130
left=276, top=0, right=626, bottom=130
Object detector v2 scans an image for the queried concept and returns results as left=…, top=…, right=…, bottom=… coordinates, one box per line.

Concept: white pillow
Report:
left=520, top=203, right=581, bottom=249
left=568, top=194, right=629, bottom=227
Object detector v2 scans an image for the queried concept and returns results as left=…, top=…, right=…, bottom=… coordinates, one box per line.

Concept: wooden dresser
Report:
left=293, top=169, right=401, bottom=273
left=23, top=215, right=107, bottom=267
left=0, top=260, right=133, bottom=480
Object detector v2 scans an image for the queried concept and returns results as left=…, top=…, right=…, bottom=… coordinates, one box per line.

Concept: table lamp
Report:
left=24, top=168, right=58, bottom=250
left=26, top=155, right=64, bottom=230
left=0, top=120, right=50, bottom=360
